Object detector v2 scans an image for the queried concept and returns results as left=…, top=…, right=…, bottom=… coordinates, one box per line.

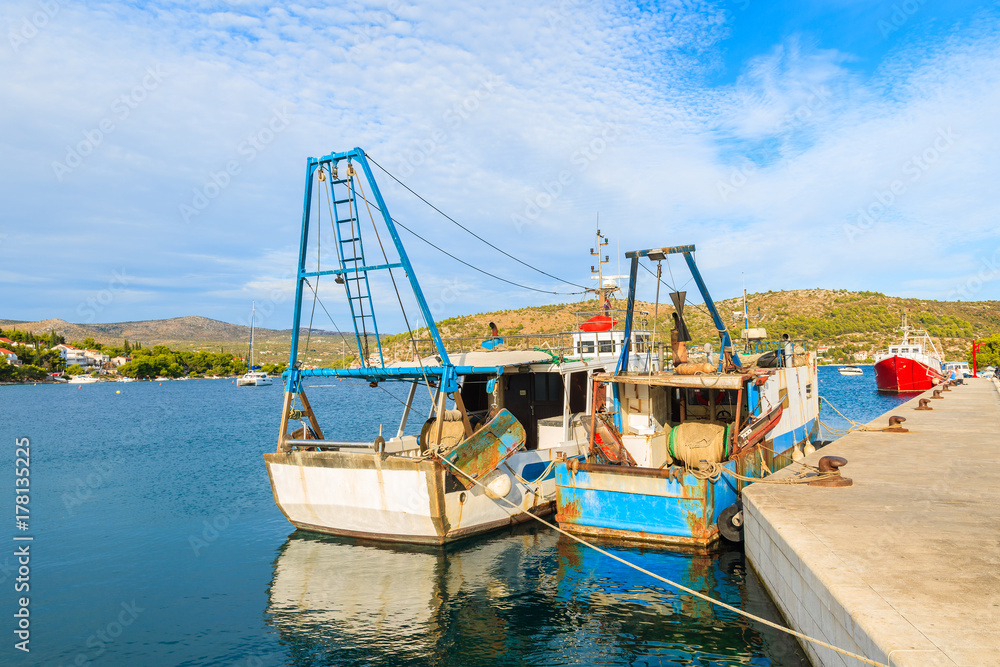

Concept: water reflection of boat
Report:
left=266, top=527, right=808, bottom=665
left=553, top=538, right=810, bottom=665
left=266, top=526, right=561, bottom=665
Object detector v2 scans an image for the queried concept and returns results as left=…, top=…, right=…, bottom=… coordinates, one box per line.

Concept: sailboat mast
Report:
left=743, top=274, right=748, bottom=331
left=250, top=301, right=255, bottom=371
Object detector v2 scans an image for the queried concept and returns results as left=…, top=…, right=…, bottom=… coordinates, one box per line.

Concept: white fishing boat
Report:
left=237, top=301, right=273, bottom=387
left=838, top=365, right=863, bottom=376
left=264, top=148, right=661, bottom=545
left=66, top=375, right=99, bottom=384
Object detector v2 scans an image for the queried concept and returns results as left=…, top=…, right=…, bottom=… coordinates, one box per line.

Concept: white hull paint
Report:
left=265, top=444, right=582, bottom=544
left=237, top=372, right=273, bottom=386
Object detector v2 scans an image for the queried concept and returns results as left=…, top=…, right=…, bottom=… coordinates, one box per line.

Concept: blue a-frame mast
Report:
left=284, top=148, right=493, bottom=394
left=611, top=244, right=742, bottom=429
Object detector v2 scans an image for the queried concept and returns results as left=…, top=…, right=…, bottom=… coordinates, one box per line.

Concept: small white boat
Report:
left=237, top=301, right=273, bottom=387
left=838, top=366, right=863, bottom=376
left=66, top=376, right=99, bottom=384
left=237, top=371, right=273, bottom=387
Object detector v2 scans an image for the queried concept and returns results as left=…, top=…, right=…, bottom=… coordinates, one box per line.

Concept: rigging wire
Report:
left=348, top=187, right=586, bottom=296
left=303, top=172, right=324, bottom=357
left=366, top=153, right=591, bottom=290
left=392, top=218, right=585, bottom=295
left=302, top=278, right=344, bottom=343
left=352, top=167, right=436, bottom=403
left=638, top=260, right=724, bottom=333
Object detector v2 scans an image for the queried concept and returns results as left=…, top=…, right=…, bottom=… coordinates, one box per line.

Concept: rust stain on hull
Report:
left=559, top=521, right=722, bottom=550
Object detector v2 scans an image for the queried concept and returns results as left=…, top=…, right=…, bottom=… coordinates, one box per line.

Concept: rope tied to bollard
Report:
left=820, top=396, right=901, bottom=435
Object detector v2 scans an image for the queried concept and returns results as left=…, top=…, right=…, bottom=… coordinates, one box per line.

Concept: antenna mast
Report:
left=589, top=219, right=613, bottom=310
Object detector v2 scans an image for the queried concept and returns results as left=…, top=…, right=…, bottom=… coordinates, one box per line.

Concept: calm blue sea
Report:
left=0, top=366, right=898, bottom=666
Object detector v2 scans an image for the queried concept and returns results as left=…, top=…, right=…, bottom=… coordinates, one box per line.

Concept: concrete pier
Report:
left=742, top=378, right=1000, bottom=666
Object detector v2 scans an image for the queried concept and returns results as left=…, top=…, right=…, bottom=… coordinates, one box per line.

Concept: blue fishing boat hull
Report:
left=555, top=417, right=816, bottom=548
left=555, top=461, right=739, bottom=548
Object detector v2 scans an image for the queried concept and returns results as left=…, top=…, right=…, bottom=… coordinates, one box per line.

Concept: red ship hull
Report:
left=873, top=356, right=942, bottom=393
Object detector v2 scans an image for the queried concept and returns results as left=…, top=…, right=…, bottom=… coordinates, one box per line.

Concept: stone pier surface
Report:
left=743, top=378, right=1000, bottom=667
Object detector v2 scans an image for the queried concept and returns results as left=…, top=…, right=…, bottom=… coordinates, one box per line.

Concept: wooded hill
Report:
left=401, top=289, right=999, bottom=364
left=5, top=290, right=998, bottom=366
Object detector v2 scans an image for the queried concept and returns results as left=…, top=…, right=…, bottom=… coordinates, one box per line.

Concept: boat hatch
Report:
left=440, top=409, right=526, bottom=489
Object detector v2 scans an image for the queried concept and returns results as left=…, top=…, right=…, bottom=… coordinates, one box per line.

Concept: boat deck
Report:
left=742, top=378, right=1000, bottom=666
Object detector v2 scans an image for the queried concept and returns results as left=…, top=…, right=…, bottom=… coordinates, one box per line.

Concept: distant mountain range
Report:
left=0, top=316, right=345, bottom=345
left=3, top=289, right=998, bottom=365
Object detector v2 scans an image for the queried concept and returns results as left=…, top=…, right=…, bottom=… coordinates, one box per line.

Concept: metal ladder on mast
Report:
left=325, top=164, right=384, bottom=367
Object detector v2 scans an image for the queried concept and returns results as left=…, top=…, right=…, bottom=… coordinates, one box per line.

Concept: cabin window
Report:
left=568, top=371, right=587, bottom=413
left=634, top=334, right=650, bottom=353
left=599, top=339, right=615, bottom=353
left=533, top=373, right=563, bottom=402
left=459, top=374, right=490, bottom=412
left=579, top=341, right=595, bottom=354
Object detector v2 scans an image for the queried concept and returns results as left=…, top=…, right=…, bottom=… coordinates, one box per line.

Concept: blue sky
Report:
left=2, top=0, right=999, bottom=333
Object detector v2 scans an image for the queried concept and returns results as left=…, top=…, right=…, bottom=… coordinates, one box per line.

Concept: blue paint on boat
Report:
left=553, top=242, right=820, bottom=548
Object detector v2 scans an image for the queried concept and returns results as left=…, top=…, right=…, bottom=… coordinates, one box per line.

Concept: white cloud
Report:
left=1, top=1, right=999, bottom=330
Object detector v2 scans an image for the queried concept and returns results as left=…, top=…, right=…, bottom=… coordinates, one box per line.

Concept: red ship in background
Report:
left=873, top=323, right=944, bottom=393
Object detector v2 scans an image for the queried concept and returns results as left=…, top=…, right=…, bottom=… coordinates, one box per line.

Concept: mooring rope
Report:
left=819, top=396, right=899, bottom=435
left=434, top=454, right=888, bottom=667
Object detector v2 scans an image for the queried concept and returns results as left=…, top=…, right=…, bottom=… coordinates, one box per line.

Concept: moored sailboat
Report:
left=236, top=301, right=273, bottom=387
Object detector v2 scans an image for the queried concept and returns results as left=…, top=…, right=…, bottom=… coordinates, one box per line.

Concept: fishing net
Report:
left=667, top=422, right=731, bottom=466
